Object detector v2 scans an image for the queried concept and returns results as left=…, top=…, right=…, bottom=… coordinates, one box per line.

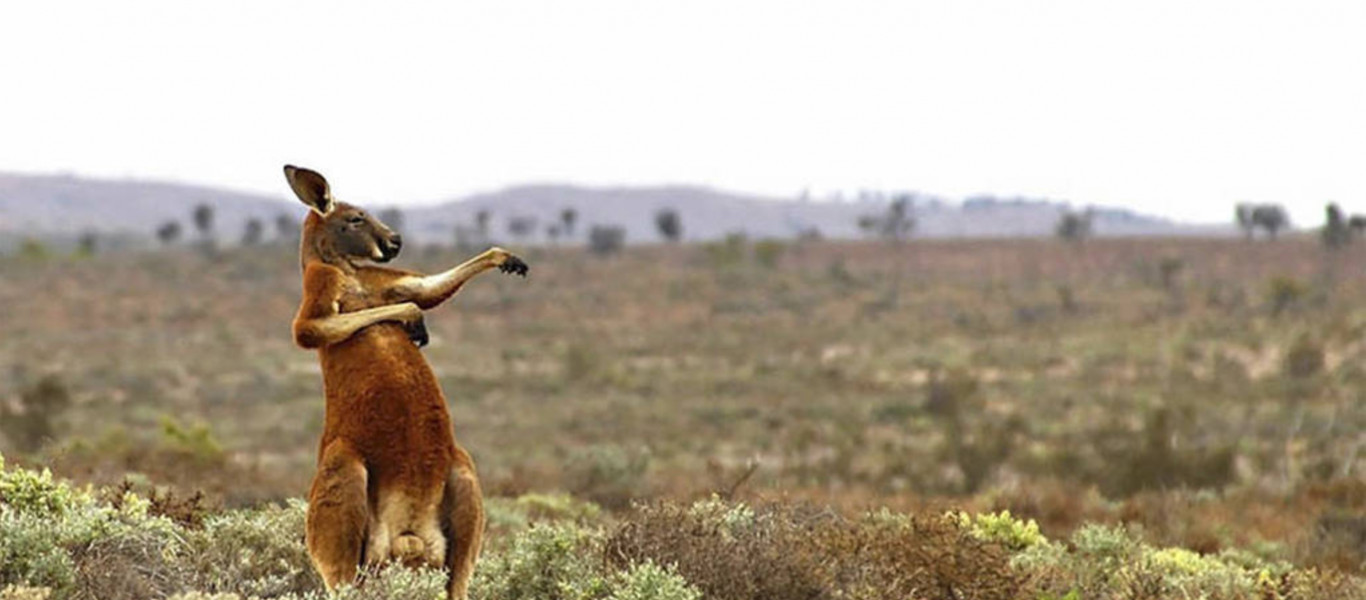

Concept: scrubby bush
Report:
left=514, top=492, right=603, bottom=523
left=606, top=561, right=700, bottom=600
left=607, top=498, right=1031, bottom=600
left=565, top=445, right=651, bottom=510
left=0, top=375, right=72, bottom=454
left=0, top=456, right=187, bottom=598
left=0, top=587, right=52, bottom=600
left=752, top=239, right=784, bottom=269
left=1267, top=275, right=1308, bottom=316
left=1284, top=334, right=1326, bottom=379
left=180, top=500, right=320, bottom=598
left=588, top=226, right=626, bottom=256
left=472, top=522, right=609, bottom=600
left=955, top=510, right=1047, bottom=551
left=325, top=564, right=447, bottom=600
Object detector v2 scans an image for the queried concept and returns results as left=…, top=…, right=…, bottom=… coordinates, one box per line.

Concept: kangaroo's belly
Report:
left=317, top=324, right=457, bottom=486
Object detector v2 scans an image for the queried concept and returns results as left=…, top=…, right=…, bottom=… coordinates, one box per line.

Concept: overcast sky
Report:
left=1, top=1, right=1363, bottom=225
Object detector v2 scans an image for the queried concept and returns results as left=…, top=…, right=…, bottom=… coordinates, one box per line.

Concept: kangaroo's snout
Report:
left=378, top=234, right=403, bottom=262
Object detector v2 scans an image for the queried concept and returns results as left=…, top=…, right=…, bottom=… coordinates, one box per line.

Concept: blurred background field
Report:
left=6, top=233, right=1366, bottom=576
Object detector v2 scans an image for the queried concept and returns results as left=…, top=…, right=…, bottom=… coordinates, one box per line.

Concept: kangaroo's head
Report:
left=284, top=165, right=403, bottom=268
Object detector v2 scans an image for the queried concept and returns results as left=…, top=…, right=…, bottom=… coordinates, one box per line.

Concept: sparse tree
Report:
left=192, top=203, right=215, bottom=238
left=156, top=221, right=183, bottom=245
left=655, top=208, right=683, bottom=242
left=884, top=195, right=915, bottom=241
left=1056, top=209, right=1094, bottom=242
left=241, top=218, right=264, bottom=246
left=475, top=210, right=491, bottom=239
left=275, top=213, right=298, bottom=245
left=588, top=225, right=626, bottom=256
left=856, top=215, right=880, bottom=236
left=1351, top=214, right=1366, bottom=238
left=546, top=224, right=563, bottom=244
left=560, top=208, right=578, bottom=238
left=76, top=231, right=97, bottom=256
left=1323, top=203, right=1351, bottom=249
left=1235, top=203, right=1256, bottom=240
left=856, top=194, right=915, bottom=241
left=1252, top=204, right=1289, bottom=239
left=507, top=216, right=537, bottom=241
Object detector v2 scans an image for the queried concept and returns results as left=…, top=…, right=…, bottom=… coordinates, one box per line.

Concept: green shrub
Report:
left=955, top=510, right=1047, bottom=551
left=515, top=492, right=603, bottom=523
left=0, top=511, right=76, bottom=595
left=182, top=499, right=320, bottom=598
left=1267, top=276, right=1308, bottom=316
left=607, top=499, right=1030, bottom=600
left=0, top=587, right=53, bottom=600
left=607, top=561, right=700, bottom=600
left=0, top=376, right=71, bottom=454
left=0, top=462, right=86, bottom=518
left=472, top=522, right=609, bottom=600
left=752, top=239, right=785, bottom=269
left=0, top=458, right=187, bottom=598
left=166, top=593, right=241, bottom=600
left=565, top=445, right=651, bottom=510
left=327, top=564, right=448, bottom=600
left=1284, top=334, right=1326, bottom=379
left=159, top=417, right=226, bottom=465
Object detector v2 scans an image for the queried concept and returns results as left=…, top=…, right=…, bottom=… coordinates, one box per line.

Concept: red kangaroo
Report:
left=284, top=165, right=527, bottom=599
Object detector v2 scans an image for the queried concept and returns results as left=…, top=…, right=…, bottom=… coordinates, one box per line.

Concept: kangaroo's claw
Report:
left=499, top=255, right=529, bottom=277
left=406, top=315, right=430, bottom=348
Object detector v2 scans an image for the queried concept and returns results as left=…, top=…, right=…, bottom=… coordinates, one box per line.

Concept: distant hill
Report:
left=405, top=185, right=1224, bottom=243
left=0, top=173, right=299, bottom=245
left=0, top=172, right=1225, bottom=246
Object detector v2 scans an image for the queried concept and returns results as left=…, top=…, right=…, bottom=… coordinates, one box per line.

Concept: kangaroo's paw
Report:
left=499, top=255, right=529, bottom=277
left=406, top=315, right=430, bottom=347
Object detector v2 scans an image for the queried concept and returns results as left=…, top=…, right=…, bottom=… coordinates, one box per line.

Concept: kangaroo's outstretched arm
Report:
left=293, top=264, right=423, bottom=349
left=389, top=247, right=528, bottom=310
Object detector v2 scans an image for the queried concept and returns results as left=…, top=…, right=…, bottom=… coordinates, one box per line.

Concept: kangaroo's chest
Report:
left=335, top=279, right=393, bottom=313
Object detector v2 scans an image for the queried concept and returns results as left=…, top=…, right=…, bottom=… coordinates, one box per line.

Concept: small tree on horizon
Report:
left=588, top=225, right=626, bottom=256
left=655, top=208, right=683, bottom=242
left=275, top=213, right=298, bottom=245
left=1254, top=204, right=1289, bottom=240
left=76, top=231, right=98, bottom=256
left=856, top=194, right=915, bottom=242
left=241, top=218, right=264, bottom=246
left=507, top=216, right=537, bottom=241
left=156, top=221, right=183, bottom=246
left=560, top=208, right=578, bottom=239
left=1323, top=202, right=1351, bottom=249
left=192, top=203, right=215, bottom=238
left=1056, top=208, right=1094, bottom=242
left=1235, top=203, right=1255, bottom=239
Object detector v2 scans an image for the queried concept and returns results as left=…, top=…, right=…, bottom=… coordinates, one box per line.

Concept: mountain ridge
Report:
left=0, top=172, right=1227, bottom=244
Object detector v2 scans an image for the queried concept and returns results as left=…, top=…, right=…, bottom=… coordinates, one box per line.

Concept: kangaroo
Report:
left=284, top=165, right=527, bottom=599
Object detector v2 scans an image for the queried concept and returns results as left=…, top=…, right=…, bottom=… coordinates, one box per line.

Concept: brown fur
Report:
left=283, top=165, right=526, bottom=599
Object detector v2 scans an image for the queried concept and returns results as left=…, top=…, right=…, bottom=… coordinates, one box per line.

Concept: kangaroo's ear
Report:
left=283, top=165, right=335, bottom=216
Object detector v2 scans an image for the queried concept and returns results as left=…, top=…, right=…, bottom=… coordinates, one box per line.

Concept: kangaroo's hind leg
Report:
left=307, top=440, right=370, bottom=591
left=442, top=450, right=485, bottom=600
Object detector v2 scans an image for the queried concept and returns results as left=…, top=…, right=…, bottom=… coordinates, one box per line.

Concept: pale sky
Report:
left=1, top=1, right=1363, bottom=225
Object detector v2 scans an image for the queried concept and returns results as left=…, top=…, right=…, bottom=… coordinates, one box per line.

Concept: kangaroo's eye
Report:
left=348, top=216, right=365, bottom=224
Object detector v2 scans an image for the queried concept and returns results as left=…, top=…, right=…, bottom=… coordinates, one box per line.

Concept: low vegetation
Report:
left=4, top=457, right=1362, bottom=599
